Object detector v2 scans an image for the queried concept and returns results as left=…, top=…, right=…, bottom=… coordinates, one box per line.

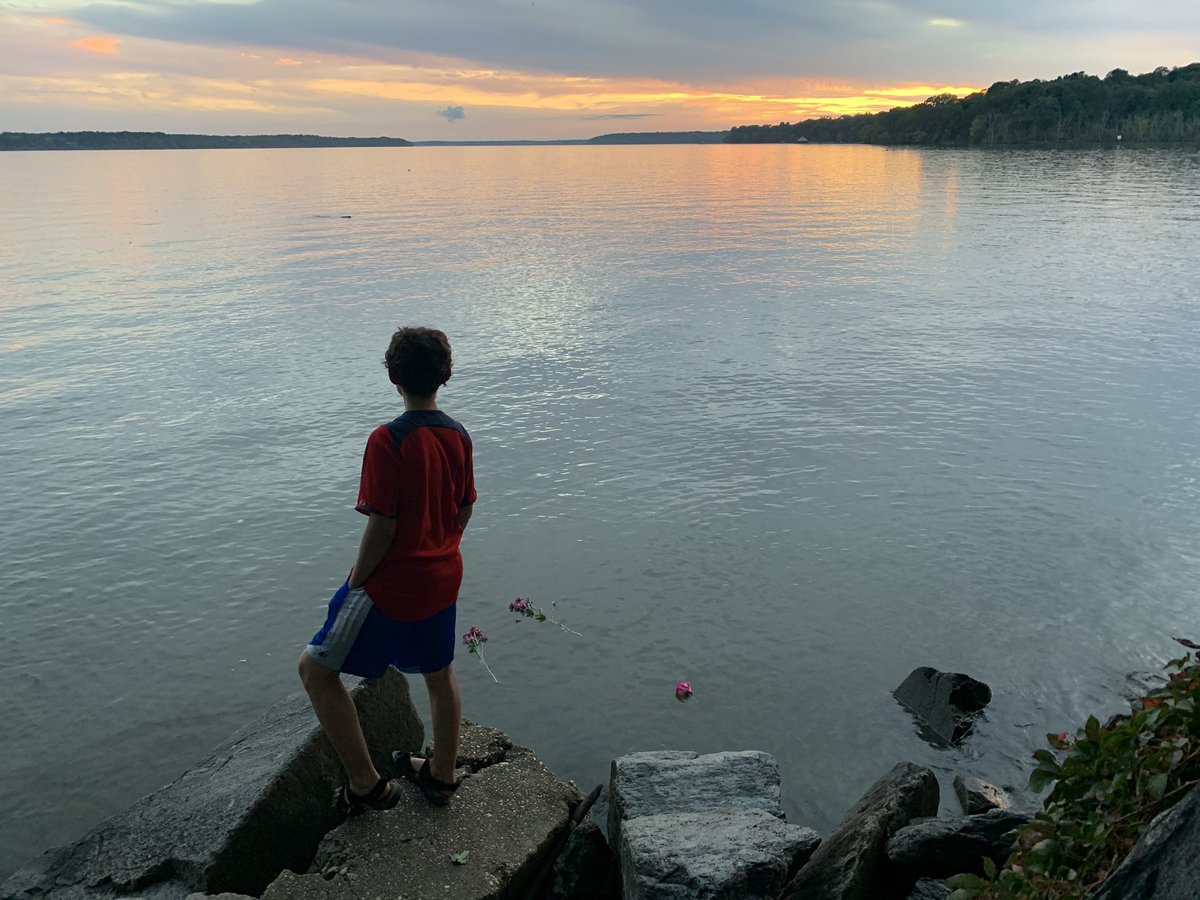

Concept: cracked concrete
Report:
left=261, top=733, right=581, bottom=900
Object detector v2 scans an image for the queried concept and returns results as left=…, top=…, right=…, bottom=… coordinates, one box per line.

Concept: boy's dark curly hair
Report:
left=383, top=327, right=453, bottom=397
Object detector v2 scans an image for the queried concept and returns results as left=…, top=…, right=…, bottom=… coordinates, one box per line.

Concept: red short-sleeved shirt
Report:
left=355, top=410, right=477, bottom=621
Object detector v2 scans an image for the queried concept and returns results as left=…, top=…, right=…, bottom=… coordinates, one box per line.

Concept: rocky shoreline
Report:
left=3, top=669, right=1194, bottom=900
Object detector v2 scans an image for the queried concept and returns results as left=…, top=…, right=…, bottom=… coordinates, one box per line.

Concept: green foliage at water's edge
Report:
left=0, top=131, right=412, bottom=151
left=727, top=64, right=1200, bottom=146
left=948, top=638, right=1200, bottom=899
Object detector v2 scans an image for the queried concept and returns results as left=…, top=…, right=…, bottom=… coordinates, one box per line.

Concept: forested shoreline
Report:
left=0, top=132, right=412, bottom=150
left=727, top=64, right=1200, bottom=146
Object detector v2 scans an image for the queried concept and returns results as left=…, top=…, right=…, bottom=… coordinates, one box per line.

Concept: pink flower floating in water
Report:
left=675, top=681, right=694, bottom=703
left=508, top=597, right=582, bottom=636
left=1046, top=731, right=1071, bottom=751
left=462, top=626, right=498, bottom=683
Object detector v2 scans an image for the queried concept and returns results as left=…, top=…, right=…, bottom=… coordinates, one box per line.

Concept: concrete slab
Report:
left=261, top=739, right=580, bottom=900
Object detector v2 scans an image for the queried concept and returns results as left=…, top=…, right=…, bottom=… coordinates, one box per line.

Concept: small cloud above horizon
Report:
left=71, top=35, right=120, bottom=55
left=437, top=105, right=465, bottom=122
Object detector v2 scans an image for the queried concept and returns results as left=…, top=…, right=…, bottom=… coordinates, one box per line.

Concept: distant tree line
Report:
left=726, top=64, right=1200, bottom=146
left=0, top=131, right=412, bottom=151
left=588, top=131, right=730, bottom=144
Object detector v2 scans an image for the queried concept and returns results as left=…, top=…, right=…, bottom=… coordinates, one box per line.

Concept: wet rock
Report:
left=780, top=762, right=939, bottom=900
left=260, top=740, right=580, bottom=900
left=894, top=668, right=992, bottom=747
left=885, top=809, right=1028, bottom=882
left=952, top=775, right=1012, bottom=815
left=610, top=750, right=820, bottom=900
left=1, top=671, right=423, bottom=900
left=1092, top=784, right=1200, bottom=900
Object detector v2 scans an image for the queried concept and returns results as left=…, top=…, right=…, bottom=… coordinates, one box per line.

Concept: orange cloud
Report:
left=71, top=36, right=120, bottom=56
left=0, top=71, right=316, bottom=115
left=275, top=58, right=301, bottom=66
left=42, top=17, right=72, bottom=26
left=299, top=68, right=980, bottom=124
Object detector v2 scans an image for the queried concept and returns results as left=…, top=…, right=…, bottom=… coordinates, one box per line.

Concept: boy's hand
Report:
left=347, top=566, right=359, bottom=588
left=348, top=512, right=396, bottom=589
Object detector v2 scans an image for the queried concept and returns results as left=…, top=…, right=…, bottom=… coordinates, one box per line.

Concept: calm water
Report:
left=2, top=144, right=1200, bottom=877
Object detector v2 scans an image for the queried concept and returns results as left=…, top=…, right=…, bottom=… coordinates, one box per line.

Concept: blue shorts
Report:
left=305, top=582, right=456, bottom=678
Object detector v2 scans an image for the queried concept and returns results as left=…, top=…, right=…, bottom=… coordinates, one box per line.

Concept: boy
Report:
left=298, top=327, right=475, bottom=812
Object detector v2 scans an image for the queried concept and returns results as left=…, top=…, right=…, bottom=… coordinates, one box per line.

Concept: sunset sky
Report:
left=2, top=0, right=1197, bottom=140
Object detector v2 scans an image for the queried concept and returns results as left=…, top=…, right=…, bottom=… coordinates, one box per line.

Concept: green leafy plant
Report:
left=450, top=850, right=470, bottom=865
left=949, top=638, right=1200, bottom=899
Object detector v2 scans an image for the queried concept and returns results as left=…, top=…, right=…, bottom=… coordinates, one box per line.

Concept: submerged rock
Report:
left=894, top=667, right=992, bottom=747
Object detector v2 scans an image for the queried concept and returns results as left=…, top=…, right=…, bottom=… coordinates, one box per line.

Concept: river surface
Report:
left=2, top=144, right=1200, bottom=877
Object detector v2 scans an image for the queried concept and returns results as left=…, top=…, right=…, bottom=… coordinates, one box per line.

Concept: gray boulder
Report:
left=952, top=775, right=1013, bottom=815
left=1092, top=784, right=1200, bottom=900
left=906, top=879, right=950, bottom=900
left=2, top=671, right=423, bottom=900
left=260, top=741, right=580, bottom=900
left=894, top=668, right=991, bottom=747
left=885, top=809, right=1028, bottom=882
left=609, top=750, right=820, bottom=900
left=780, top=762, right=939, bottom=900
left=608, top=750, right=785, bottom=831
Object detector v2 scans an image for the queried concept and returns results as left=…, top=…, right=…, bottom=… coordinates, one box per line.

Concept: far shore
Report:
left=3, top=130, right=1197, bottom=152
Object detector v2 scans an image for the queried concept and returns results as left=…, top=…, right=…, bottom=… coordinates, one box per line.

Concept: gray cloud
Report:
left=69, top=0, right=1200, bottom=84
left=437, top=105, right=465, bottom=122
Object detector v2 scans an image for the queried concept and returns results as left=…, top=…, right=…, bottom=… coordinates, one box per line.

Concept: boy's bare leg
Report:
left=422, top=664, right=461, bottom=788
left=298, top=651, right=381, bottom=795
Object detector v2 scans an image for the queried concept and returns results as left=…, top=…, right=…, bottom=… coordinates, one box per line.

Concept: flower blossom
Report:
left=462, top=626, right=497, bottom=683
left=507, top=597, right=581, bottom=636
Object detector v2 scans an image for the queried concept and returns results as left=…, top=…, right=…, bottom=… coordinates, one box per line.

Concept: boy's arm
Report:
left=348, top=512, right=397, bottom=588
left=457, top=503, right=473, bottom=530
